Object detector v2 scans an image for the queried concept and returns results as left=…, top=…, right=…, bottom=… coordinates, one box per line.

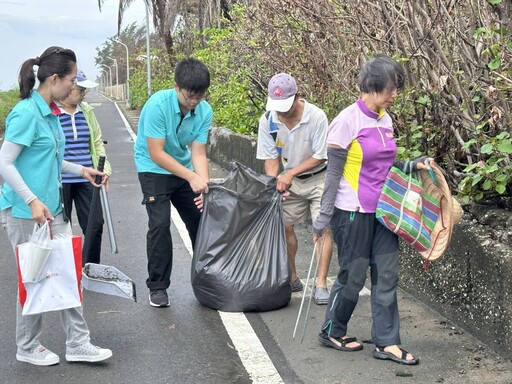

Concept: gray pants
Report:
left=322, top=209, right=401, bottom=347
left=2, top=209, right=90, bottom=352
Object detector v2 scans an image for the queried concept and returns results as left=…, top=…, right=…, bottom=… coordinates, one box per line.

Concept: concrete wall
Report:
left=207, top=125, right=512, bottom=359
left=104, top=85, right=126, bottom=101
left=400, top=221, right=512, bottom=359
left=208, top=126, right=264, bottom=175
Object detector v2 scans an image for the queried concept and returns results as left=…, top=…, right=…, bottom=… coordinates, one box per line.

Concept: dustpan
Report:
left=82, top=263, right=137, bottom=302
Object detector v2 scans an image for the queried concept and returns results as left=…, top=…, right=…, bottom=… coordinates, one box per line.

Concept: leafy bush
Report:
left=128, top=0, right=511, bottom=205
left=0, top=89, right=19, bottom=133
left=193, top=27, right=263, bottom=135
left=194, top=1, right=511, bottom=204
left=128, top=50, right=174, bottom=109
left=459, top=131, right=512, bottom=203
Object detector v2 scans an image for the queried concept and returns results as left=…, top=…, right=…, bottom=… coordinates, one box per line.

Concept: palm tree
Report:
left=97, top=0, right=235, bottom=57
left=97, top=0, right=176, bottom=56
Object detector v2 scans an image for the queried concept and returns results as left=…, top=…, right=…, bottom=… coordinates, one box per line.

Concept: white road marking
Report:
left=171, top=208, right=284, bottom=384
left=218, top=312, right=285, bottom=384
left=113, top=102, right=137, bottom=139
left=170, top=208, right=193, bottom=255
left=122, top=103, right=284, bottom=384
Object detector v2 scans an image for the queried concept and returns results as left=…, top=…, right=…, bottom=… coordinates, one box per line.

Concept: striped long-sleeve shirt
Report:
left=58, top=106, right=93, bottom=183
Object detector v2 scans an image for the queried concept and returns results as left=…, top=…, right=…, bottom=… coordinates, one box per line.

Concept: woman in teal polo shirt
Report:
left=0, top=46, right=112, bottom=366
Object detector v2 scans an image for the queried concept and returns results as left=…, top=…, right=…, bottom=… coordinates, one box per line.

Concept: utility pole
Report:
left=101, top=64, right=113, bottom=97
left=99, top=69, right=108, bottom=93
left=113, top=38, right=130, bottom=104
left=107, top=56, right=119, bottom=100
left=144, top=1, right=152, bottom=96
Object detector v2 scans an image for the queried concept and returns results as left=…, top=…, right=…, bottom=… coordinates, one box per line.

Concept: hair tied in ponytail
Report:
left=34, top=57, right=41, bottom=66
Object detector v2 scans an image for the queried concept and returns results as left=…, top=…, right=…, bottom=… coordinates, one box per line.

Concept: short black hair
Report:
left=358, top=54, right=405, bottom=94
left=174, top=58, right=210, bottom=93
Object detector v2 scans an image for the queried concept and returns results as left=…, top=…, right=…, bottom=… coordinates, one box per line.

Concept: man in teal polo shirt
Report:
left=134, top=58, right=212, bottom=307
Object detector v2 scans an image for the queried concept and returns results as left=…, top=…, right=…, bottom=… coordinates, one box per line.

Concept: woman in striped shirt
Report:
left=56, top=68, right=111, bottom=265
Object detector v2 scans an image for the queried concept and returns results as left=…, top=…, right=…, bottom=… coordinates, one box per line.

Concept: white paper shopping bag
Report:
left=17, top=234, right=83, bottom=316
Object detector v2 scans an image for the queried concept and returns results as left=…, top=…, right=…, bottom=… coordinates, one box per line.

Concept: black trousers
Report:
left=138, top=172, right=201, bottom=290
left=61, top=182, right=104, bottom=264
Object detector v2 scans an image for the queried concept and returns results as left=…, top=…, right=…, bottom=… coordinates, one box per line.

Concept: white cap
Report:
left=76, top=68, right=98, bottom=88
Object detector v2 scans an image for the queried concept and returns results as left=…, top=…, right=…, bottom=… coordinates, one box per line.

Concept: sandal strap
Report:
left=377, top=345, right=414, bottom=361
left=341, top=337, right=357, bottom=344
left=398, top=347, right=409, bottom=360
left=331, top=336, right=357, bottom=347
left=333, top=336, right=357, bottom=344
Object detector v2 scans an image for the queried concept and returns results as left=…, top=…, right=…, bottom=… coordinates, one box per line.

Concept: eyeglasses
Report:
left=62, top=76, right=77, bottom=85
left=77, top=87, right=87, bottom=94
left=386, top=86, right=398, bottom=95
left=180, top=89, right=206, bottom=102
left=384, top=80, right=399, bottom=95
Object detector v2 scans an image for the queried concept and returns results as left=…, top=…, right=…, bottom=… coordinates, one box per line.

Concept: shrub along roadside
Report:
left=127, top=1, right=510, bottom=206
left=0, top=89, right=18, bottom=133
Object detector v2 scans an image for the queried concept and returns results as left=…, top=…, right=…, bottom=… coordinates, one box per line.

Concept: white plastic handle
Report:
left=30, top=220, right=51, bottom=248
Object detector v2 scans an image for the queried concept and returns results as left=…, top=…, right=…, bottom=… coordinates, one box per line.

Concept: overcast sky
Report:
left=0, top=0, right=149, bottom=91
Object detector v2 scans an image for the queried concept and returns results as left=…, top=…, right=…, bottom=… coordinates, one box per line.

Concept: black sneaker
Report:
left=149, top=289, right=170, bottom=307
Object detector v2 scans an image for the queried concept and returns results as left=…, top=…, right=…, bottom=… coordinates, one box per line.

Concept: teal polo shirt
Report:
left=0, top=90, right=65, bottom=219
left=134, top=89, right=213, bottom=174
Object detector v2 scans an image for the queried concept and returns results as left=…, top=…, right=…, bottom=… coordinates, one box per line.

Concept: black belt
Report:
left=296, top=167, right=327, bottom=180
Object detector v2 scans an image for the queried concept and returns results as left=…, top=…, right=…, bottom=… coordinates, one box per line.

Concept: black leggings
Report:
left=62, top=182, right=104, bottom=264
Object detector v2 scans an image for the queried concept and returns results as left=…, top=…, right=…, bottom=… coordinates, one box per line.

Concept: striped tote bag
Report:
left=376, top=166, right=441, bottom=253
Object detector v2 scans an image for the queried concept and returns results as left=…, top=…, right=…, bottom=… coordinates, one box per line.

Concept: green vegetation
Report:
left=193, top=27, right=263, bottom=135
left=0, top=89, right=18, bottom=133
left=63, top=1, right=512, bottom=205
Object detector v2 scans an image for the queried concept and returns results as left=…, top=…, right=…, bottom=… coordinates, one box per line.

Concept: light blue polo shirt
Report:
left=134, top=89, right=213, bottom=174
left=0, top=90, right=65, bottom=219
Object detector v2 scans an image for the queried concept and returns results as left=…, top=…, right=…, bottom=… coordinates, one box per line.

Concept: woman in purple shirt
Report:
left=313, top=54, right=430, bottom=365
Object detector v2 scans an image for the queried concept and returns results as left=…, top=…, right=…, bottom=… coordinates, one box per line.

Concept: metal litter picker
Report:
left=81, top=155, right=136, bottom=302
left=293, top=236, right=326, bottom=342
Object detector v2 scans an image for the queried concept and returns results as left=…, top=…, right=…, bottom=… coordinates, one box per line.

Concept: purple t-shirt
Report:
left=328, top=98, right=397, bottom=213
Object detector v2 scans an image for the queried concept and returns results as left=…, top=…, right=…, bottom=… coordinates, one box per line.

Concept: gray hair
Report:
left=358, top=54, right=405, bottom=94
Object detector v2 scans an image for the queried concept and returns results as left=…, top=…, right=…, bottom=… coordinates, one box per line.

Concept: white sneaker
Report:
left=65, top=342, right=112, bottom=363
left=16, top=345, right=60, bottom=366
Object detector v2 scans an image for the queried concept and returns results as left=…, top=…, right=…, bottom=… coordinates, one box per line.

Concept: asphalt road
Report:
left=0, top=91, right=511, bottom=384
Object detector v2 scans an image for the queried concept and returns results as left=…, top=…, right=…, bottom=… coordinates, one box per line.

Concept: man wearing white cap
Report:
left=56, top=68, right=112, bottom=265
left=256, top=73, right=333, bottom=305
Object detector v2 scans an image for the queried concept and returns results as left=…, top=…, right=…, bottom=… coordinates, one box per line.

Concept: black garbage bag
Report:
left=191, top=163, right=291, bottom=312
